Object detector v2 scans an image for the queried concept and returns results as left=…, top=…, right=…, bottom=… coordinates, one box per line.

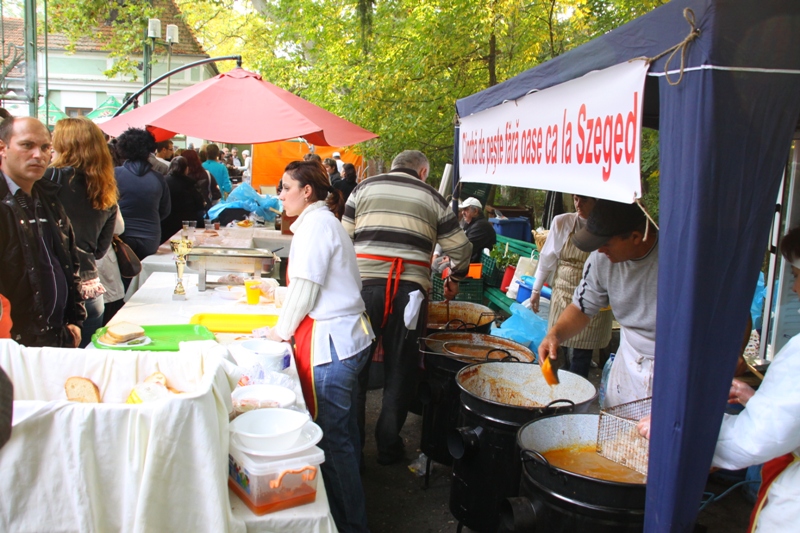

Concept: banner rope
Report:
left=645, top=8, right=700, bottom=86
left=636, top=197, right=660, bottom=241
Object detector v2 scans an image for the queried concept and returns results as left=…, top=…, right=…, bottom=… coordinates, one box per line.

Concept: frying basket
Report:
left=596, top=397, right=651, bottom=477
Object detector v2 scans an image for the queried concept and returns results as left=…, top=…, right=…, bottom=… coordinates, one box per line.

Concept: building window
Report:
left=65, top=107, right=92, bottom=118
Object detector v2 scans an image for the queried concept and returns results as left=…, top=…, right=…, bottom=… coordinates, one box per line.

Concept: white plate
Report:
left=96, top=335, right=152, bottom=348
left=231, top=421, right=323, bottom=457
left=215, top=286, right=245, bottom=300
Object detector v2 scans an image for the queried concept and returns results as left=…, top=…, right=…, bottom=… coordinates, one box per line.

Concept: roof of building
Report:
left=1, top=0, right=208, bottom=57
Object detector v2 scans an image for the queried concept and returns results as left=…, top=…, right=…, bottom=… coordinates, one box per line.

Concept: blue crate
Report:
left=489, top=217, right=532, bottom=242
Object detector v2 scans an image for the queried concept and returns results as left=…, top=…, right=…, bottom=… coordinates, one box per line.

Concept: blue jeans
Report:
left=314, top=339, right=371, bottom=533
left=80, top=295, right=104, bottom=348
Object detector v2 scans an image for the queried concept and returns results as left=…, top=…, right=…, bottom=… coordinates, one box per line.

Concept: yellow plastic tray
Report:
left=189, top=313, right=279, bottom=333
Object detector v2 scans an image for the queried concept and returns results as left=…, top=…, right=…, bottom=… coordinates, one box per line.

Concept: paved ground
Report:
left=360, top=363, right=754, bottom=532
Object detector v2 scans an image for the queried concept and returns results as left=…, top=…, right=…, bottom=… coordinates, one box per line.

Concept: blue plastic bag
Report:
left=490, top=302, right=548, bottom=355
left=208, top=183, right=282, bottom=222
left=751, top=272, right=766, bottom=330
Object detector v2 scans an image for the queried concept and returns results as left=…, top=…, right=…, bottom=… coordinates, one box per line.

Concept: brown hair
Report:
left=283, top=160, right=344, bottom=219
left=781, top=226, right=800, bottom=264
left=52, top=118, right=118, bottom=210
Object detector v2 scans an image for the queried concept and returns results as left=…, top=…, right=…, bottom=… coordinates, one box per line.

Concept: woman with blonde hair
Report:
left=48, top=118, right=118, bottom=347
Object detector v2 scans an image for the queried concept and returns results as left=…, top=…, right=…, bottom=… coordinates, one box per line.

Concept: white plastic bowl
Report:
left=230, top=408, right=310, bottom=452
left=232, top=384, right=296, bottom=413
left=215, top=285, right=245, bottom=300
left=240, top=339, right=290, bottom=371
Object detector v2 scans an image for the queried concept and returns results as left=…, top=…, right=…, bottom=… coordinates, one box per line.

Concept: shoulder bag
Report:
left=112, top=236, right=142, bottom=278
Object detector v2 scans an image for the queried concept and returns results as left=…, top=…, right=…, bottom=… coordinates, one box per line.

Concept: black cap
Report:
left=572, top=199, right=646, bottom=252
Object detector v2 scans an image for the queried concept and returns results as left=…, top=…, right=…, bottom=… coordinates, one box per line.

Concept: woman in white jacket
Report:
left=268, top=160, right=374, bottom=533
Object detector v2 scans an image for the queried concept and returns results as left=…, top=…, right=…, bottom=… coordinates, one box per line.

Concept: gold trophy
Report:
left=170, top=238, right=194, bottom=300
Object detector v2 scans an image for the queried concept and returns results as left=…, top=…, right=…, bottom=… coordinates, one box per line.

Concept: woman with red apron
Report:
left=267, top=161, right=374, bottom=533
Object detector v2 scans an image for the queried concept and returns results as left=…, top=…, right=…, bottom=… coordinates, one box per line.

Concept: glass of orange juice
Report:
left=244, top=279, right=262, bottom=305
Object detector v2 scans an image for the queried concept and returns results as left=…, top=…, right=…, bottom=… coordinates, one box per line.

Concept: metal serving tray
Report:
left=186, top=248, right=276, bottom=291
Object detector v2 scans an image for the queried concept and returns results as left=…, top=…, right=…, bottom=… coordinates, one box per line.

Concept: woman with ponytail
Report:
left=268, top=160, right=373, bottom=532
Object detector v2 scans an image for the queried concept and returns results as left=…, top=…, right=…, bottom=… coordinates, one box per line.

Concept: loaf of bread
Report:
left=65, top=377, right=101, bottom=403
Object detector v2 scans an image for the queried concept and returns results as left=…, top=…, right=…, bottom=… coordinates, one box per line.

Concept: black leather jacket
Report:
left=0, top=176, right=85, bottom=344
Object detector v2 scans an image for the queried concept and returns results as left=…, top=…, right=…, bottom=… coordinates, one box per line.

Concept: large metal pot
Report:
left=418, top=334, right=534, bottom=471
left=427, top=301, right=495, bottom=334
left=448, top=362, right=597, bottom=532
left=504, top=414, right=646, bottom=532
left=455, top=361, right=597, bottom=427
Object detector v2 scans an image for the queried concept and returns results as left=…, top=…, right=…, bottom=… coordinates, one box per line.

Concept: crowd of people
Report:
left=0, top=113, right=256, bottom=348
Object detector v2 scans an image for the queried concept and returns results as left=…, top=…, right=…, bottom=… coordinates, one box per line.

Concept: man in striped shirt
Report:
left=343, top=150, right=472, bottom=465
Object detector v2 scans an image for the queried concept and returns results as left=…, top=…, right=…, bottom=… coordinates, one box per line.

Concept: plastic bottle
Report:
left=598, top=353, right=615, bottom=407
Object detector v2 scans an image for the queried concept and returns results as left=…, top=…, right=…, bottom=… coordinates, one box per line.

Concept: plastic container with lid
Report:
left=228, top=443, right=325, bottom=515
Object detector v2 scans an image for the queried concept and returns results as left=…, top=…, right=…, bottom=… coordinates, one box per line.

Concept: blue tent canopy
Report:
left=455, top=0, right=800, bottom=530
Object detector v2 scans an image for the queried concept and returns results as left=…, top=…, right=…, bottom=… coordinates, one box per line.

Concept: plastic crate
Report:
left=489, top=217, right=532, bottom=242
left=431, top=274, right=484, bottom=303
left=481, top=254, right=503, bottom=287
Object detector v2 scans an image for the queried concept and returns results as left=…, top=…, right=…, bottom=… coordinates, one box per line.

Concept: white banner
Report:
left=458, top=60, right=648, bottom=203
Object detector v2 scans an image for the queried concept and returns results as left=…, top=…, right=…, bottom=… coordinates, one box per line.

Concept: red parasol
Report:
left=99, top=68, right=378, bottom=145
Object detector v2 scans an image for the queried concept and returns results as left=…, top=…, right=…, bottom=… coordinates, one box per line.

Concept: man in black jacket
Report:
left=459, top=196, right=497, bottom=263
left=0, top=117, right=85, bottom=347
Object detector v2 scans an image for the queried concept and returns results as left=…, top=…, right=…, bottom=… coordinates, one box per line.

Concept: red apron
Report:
left=748, top=453, right=796, bottom=532
left=356, top=253, right=430, bottom=328
left=0, top=294, right=11, bottom=339
left=293, top=315, right=318, bottom=420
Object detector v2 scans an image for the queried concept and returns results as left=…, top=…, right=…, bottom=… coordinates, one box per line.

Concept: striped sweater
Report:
left=342, top=169, right=472, bottom=290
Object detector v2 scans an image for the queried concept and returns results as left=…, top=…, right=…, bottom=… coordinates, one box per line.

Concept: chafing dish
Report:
left=186, top=247, right=277, bottom=291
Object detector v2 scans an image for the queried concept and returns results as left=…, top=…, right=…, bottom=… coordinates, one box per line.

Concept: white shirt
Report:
left=288, top=202, right=374, bottom=365
left=533, top=212, right=585, bottom=292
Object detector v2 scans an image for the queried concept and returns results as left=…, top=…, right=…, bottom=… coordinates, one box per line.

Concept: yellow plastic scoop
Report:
left=540, top=356, right=560, bottom=386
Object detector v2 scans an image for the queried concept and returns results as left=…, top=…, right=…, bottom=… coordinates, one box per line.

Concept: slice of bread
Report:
left=105, top=322, right=145, bottom=343
left=145, top=372, right=168, bottom=387
left=65, top=377, right=101, bottom=403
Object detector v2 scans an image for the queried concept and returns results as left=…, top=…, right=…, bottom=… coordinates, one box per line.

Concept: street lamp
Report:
left=142, top=18, right=179, bottom=104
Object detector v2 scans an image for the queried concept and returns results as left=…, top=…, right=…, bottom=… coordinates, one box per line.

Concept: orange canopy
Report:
left=251, top=141, right=364, bottom=190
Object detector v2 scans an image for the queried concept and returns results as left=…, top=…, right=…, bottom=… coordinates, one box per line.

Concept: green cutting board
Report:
left=92, top=324, right=216, bottom=351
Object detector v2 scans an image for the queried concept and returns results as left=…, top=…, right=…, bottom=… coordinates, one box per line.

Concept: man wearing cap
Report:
left=459, top=196, right=496, bottom=263
left=332, top=151, right=345, bottom=173
left=538, top=199, right=658, bottom=407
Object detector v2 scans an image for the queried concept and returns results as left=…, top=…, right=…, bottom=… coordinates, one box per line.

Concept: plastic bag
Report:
left=490, top=302, right=548, bottom=353
left=751, top=272, right=766, bottom=330
left=208, top=182, right=282, bottom=222
left=599, top=353, right=615, bottom=408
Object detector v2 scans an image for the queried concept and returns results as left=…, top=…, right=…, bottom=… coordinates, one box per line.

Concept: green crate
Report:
left=432, top=274, right=484, bottom=303
left=481, top=254, right=503, bottom=287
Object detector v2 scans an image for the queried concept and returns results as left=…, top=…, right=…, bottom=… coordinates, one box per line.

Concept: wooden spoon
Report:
left=540, top=356, right=560, bottom=386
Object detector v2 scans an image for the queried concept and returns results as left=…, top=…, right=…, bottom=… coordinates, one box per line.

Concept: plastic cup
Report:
left=244, top=279, right=262, bottom=305
left=182, top=220, right=197, bottom=240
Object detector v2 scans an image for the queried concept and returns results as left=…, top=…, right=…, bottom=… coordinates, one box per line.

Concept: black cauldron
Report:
left=503, top=413, right=646, bottom=532
left=448, top=362, right=597, bottom=532
left=427, top=301, right=495, bottom=334
left=418, top=334, right=533, bottom=481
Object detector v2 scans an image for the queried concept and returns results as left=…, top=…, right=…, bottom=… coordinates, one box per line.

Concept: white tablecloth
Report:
left=0, top=339, right=244, bottom=533
left=111, top=273, right=337, bottom=533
